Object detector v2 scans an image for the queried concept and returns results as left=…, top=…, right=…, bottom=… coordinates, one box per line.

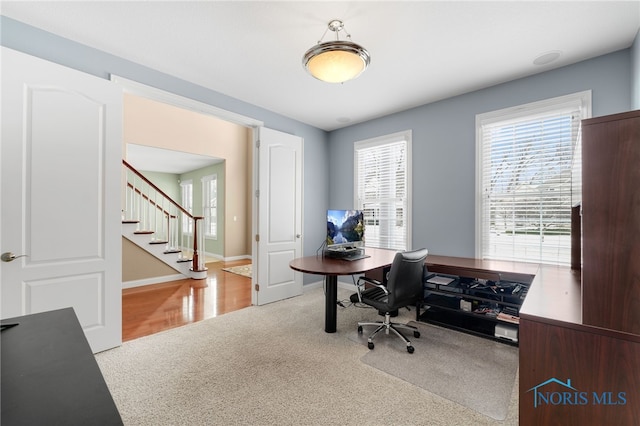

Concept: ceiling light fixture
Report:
left=302, top=19, right=370, bottom=84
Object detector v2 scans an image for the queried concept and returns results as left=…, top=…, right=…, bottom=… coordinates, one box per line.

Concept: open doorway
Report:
left=122, top=93, right=254, bottom=278
left=123, top=144, right=225, bottom=278
left=114, top=75, right=303, bottom=310
left=119, top=91, right=257, bottom=341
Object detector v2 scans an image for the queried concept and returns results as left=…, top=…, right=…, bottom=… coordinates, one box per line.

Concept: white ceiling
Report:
left=2, top=1, right=639, bottom=131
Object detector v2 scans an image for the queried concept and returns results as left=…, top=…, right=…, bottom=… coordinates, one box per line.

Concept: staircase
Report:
left=122, top=160, right=207, bottom=280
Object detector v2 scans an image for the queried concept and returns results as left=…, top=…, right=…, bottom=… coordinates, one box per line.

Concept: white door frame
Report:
left=110, top=76, right=268, bottom=303
left=111, top=76, right=263, bottom=129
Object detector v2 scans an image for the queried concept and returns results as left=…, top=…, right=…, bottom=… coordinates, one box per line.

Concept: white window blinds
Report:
left=355, top=131, right=411, bottom=251
left=477, top=92, right=590, bottom=265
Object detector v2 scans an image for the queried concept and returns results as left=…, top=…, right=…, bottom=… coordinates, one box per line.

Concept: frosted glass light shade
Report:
left=303, top=41, right=370, bottom=83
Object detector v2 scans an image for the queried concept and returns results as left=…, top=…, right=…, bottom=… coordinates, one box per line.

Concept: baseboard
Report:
left=123, top=274, right=185, bottom=289
left=302, top=280, right=324, bottom=291
left=223, top=254, right=252, bottom=262
left=203, top=252, right=224, bottom=263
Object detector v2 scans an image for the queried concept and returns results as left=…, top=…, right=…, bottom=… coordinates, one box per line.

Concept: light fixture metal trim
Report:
left=302, top=19, right=370, bottom=84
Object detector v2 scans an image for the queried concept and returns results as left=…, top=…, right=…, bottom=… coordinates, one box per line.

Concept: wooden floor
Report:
left=122, top=259, right=252, bottom=342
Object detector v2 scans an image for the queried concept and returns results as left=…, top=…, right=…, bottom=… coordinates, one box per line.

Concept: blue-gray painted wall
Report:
left=1, top=16, right=638, bottom=276
left=632, top=29, right=640, bottom=109
left=328, top=49, right=633, bottom=258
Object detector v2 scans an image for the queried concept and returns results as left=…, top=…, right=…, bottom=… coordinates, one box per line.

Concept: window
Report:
left=354, top=130, right=412, bottom=251
left=202, top=174, right=217, bottom=238
left=476, top=91, right=591, bottom=265
left=180, top=179, right=193, bottom=234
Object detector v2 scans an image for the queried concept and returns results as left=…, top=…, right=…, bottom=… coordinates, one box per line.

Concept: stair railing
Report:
left=122, top=160, right=206, bottom=276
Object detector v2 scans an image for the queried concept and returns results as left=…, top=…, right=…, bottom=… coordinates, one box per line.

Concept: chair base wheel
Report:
left=357, top=318, right=420, bottom=353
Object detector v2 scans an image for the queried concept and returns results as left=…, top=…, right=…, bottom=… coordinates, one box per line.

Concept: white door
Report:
left=0, top=47, right=122, bottom=353
left=254, top=127, right=303, bottom=305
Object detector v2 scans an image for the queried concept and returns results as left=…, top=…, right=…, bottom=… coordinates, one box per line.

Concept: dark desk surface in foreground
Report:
left=1, top=308, right=123, bottom=426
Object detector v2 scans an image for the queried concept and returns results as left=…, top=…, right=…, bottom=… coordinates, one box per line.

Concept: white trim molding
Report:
left=110, top=75, right=264, bottom=128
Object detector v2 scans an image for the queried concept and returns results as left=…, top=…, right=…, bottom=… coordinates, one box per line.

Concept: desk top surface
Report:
left=289, top=247, right=398, bottom=276
left=519, top=265, right=582, bottom=324
left=1, top=308, right=123, bottom=426
left=289, top=249, right=540, bottom=278
left=290, top=249, right=623, bottom=339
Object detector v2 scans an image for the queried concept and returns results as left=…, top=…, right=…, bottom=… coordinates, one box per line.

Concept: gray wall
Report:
left=328, top=49, right=633, bottom=258
left=632, top=30, right=640, bottom=110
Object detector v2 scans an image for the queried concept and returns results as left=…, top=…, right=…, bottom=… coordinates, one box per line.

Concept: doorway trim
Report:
left=110, top=75, right=263, bottom=128
left=111, top=75, right=263, bottom=305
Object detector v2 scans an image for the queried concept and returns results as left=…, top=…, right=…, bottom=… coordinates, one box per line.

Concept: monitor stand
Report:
left=323, top=246, right=364, bottom=259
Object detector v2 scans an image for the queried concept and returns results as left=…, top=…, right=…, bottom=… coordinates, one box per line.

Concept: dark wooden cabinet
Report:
left=519, top=110, right=640, bottom=425
left=581, top=110, right=640, bottom=335
left=519, top=315, right=640, bottom=425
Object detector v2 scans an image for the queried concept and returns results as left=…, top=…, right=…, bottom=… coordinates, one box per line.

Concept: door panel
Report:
left=29, top=89, right=104, bottom=260
left=28, top=274, right=104, bottom=329
left=255, top=127, right=303, bottom=305
left=1, top=47, right=122, bottom=353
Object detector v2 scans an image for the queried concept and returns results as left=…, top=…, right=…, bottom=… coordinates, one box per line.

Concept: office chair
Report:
left=357, top=248, right=428, bottom=353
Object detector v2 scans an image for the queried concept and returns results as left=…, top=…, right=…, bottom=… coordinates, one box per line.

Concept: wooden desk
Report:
left=425, top=254, right=539, bottom=282
left=1, top=308, right=123, bottom=425
left=519, top=265, right=640, bottom=425
left=289, top=247, right=397, bottom=333
left=289, top=250, right=538, bottom=333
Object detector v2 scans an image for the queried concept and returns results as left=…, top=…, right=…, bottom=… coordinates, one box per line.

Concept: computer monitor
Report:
left=326, top=209, right=365, bottom=249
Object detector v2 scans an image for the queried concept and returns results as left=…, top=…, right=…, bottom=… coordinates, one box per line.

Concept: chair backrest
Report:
left=386, top=248, right=429, bottom=309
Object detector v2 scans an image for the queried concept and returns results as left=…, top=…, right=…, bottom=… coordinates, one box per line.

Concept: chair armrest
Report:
left=357, top=276, right=388, bottom=295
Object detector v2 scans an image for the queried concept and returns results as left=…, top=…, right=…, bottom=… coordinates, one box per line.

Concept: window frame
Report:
left=354, top=130, right=412, bottom=251
left=475, top=91, right=591, bottom=265
left=201, top=173, right=218, bottom=239
left=180, top=179, right=193, bottom=235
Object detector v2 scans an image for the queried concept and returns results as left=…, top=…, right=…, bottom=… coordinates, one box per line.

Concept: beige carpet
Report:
left=96, top=287, right=519, bottom=425
left=222, top=263, right=252, bottom=278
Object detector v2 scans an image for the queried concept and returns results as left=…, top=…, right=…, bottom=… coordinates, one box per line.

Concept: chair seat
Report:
left=356, top=248, right=429, bottom=353
left=360, top=287, right=390, bottom=312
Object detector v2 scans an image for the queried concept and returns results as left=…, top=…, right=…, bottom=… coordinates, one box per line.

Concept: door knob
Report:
left=1, top=252, right=27, bottom=262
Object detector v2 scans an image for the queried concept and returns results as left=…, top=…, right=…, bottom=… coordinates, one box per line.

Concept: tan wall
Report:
left=122, top=237, right=178, bottom=282
left=124, top=94, right=252, bottom=258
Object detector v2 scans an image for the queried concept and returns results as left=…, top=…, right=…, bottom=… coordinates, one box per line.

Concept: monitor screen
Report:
left=327, top=209, right=365, bottom=248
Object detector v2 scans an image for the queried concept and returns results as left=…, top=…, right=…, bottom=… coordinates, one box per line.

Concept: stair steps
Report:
left=122, top=221, right=192, bottom=278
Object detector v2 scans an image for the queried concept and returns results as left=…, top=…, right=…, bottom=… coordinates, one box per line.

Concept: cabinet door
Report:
left=582, top=110, right=640, bottom=334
